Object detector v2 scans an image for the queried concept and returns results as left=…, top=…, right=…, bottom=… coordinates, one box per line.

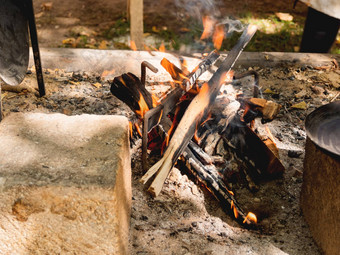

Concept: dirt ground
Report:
left=2, top=1, right=339, bottom=254
left=1, top=50, right=339, bottom=254
left=32, top=0, right=310, bottom=49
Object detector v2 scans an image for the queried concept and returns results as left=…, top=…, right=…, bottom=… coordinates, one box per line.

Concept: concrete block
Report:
left=0, top=113, right=131, bottom=254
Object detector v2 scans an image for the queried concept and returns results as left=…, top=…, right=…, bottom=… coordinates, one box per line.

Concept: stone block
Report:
left=0, top=113, right=131, bottom=254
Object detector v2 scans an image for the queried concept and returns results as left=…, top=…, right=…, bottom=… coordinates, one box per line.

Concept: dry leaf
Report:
left=295, top=89, right=307, bottom=98
left=1, top=92, right=8, bottom=100
left=275, top=12, right=293, bottom=22
left=69, top=81, right=80, bottom=85
left=263, top=88, right=275, bottom=94
left=152, top=26, right=159, bottom=33
left=291, top=101, right=307, bottom=110
left=98, top=40, right=108, bottom=49
left=92, top=82, right=102, bottom=88
left=62, top=38, right=76, bottom=47
left=42, top=2, right=53, bottom=11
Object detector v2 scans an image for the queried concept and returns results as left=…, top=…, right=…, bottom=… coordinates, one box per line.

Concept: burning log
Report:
left=141, top=25, right=258, bottom=197
left=109, top=24, right=285, bottom=226
left=110, top=72, right=154, bottom=119
left=179, top=143, right=257, bottom=225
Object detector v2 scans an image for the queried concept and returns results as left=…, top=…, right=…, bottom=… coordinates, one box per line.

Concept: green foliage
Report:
left=102, top=16, right=130, bottom=39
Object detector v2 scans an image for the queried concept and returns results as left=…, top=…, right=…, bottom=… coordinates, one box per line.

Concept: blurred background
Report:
left=33, top=0, right=340, bottom=53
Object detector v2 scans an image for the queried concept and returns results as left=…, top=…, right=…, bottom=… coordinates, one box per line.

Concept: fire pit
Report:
left=0, top=46, right=339, bottom=254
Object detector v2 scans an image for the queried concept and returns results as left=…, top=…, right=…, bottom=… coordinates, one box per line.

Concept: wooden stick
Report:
left=141, top=25, right=257, bottom=196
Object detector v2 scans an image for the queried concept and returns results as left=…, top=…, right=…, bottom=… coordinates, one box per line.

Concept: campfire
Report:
left=110, top=24, right=284, bottom=227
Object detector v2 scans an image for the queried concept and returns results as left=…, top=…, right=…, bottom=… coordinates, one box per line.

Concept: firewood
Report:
left=241, top=97, right=281, bottom=122
left=220, top=116, right=285, bottom=177
left=110, top=72, right=153, bottom=118
left=141, top=25, right=257, bottom=197
left=179, top=146, right=256, bottom=225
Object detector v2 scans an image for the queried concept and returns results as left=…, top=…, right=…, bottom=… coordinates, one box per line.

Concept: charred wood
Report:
left=110, top=72, right=153, bottom=118
left=179, top=145, right=256, bottom=226
left=141, top=25, right=257, bottom=197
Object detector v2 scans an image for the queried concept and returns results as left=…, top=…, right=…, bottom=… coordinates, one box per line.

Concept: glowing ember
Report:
left=130, top=41, right=137, bottom=51
left=243, top=212, right=257, bottom=224
left=194, top=128, right=201, bottom=144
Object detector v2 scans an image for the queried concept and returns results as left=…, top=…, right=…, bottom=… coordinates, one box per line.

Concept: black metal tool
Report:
left=0, top=0, right=45, bottom=120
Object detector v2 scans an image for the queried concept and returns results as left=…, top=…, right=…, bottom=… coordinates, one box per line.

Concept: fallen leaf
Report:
left=35, top=12, right=44, bottom=18
left=275, top=12, right=293, bottom=22
left=92, top=82, right=102, bottom=88
left=263, top=88, right=275, bottom=94
left=62, top=38, right=76, bottom=47
left=152, top=26, right=159, bottom=33
left=1, top=92, right=8, bottom=100
left=69, top=81, right=80, bottom=85
left=295, top=89, right=307, bottom=98
left=291, top=101, right=307, bottom=110
left=41, top=2, right=53, bottom=11
left=179, top=27, right=190, bottom=32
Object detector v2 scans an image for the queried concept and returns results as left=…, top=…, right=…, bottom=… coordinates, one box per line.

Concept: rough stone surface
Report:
left=0, top=113, right=131, bottom=255
left=301, top=138, right=340, bottom=255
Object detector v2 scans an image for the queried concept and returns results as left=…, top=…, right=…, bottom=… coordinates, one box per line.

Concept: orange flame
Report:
left=201, top=16, right=216, bottom=40
left=135, top=93, right=150, bottom=118
left=129, top=121, right=133, bottom=139
left=151, top=93, right=159, bottom=108
left=179, top=73, right=190, bottom=82
left=134, top=123, right=142, bottom=137
left=230, top=201, right=239, bottom=219
left=161, top=58, right=183, bottom=83
left=159, top=42, right=166, bottom=52
left=130, top=41, right=137, bottom=51
left=243, top=212, right=257, bottom=224
left=194, top=129, right=201, bottom=144
left=213, top=24, right=225, bottom=50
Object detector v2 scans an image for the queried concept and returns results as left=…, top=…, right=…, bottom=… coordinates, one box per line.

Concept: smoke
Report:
left=174, top=0, right=221, bottom=20
left=218, top=17, right=245, bottom=35
left=174, top=0, right=245, bottom=36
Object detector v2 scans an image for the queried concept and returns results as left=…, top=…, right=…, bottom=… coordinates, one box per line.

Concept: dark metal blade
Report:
left=0, top=0, right=29, bottom=85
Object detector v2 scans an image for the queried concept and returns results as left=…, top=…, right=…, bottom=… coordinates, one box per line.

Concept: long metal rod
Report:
left=27, top=0, right=45, bottom=97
